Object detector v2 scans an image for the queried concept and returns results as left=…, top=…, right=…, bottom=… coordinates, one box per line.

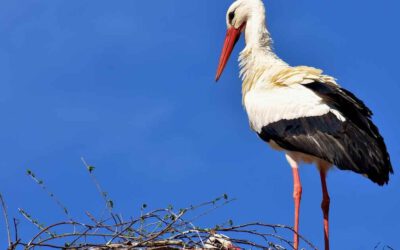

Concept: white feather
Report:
left=244, top=84, right=345, bottom=133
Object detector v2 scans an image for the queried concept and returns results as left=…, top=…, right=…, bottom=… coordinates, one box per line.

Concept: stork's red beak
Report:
left=215, top=25, right=243, bottom=82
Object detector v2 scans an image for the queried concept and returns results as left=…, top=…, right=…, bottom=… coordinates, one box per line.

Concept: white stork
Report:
left=215, top=0, right=393, bottom=249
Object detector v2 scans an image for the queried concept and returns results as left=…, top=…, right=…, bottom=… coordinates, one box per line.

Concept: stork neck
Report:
left=239, top=17, right=288, bottom=98
left=244, top=14, right=272, bottom=49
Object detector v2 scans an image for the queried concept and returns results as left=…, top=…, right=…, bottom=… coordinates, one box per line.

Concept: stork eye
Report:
left=228, top=11, right=235, bottom=23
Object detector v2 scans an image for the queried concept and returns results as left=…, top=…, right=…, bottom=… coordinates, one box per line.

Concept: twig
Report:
left=26, top=170, right=71, bottom=220
left=13, top=218, right=19, bottom=243
left=27, top=221, right=82, bottom=248
left=0, top=193, right=12, bottom=247
left=81, top=157, right=114, bottom=217
left=18, top=208, right=56, bottom=237
left=138, top=210, right=186, bottom=246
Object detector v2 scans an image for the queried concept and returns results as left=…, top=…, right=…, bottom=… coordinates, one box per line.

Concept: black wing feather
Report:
left=258, top=82, right=393, bottom=186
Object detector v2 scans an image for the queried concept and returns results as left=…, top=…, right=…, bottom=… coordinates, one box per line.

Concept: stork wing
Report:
left=258, top=81, right=393, bottom=185
left=303, top=82, right=373, bottom=132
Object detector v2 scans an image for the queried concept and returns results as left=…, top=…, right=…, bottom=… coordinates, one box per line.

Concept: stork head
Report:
left=215, top=0, right=266, bottom=81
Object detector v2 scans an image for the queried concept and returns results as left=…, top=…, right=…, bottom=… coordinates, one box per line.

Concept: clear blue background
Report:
left=0, top=0, right=399, bottom=249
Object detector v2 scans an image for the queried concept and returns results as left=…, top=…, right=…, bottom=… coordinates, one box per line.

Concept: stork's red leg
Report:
left=292, top=167, right=302, bottom=250
left=319, top=169, right=330, bottom=250
left=286, top=155, right=302, bottom=250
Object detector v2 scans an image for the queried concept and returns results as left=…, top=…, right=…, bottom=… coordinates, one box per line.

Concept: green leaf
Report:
left=26, top=169, right=35, bottom=177
left=87, top=165, right=95, bottom=173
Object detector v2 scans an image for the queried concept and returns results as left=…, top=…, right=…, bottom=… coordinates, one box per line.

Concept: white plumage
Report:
left=244, top=84, right=346, bottom=133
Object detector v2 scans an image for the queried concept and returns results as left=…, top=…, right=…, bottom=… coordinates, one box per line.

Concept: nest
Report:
left=1, top=160, right=317, bottom=250
left=7, top=197, right=318, bottom=250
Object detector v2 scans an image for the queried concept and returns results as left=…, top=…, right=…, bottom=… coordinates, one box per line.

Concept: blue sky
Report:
left=0, top=0, right=399, bottom=248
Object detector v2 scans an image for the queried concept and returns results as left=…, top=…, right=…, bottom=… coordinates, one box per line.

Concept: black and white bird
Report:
left=215, top=0, right=393, bottom=249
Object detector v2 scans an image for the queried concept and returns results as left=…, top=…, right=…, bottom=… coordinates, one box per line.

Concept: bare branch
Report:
left=0, top=193, right=12, bottom=247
